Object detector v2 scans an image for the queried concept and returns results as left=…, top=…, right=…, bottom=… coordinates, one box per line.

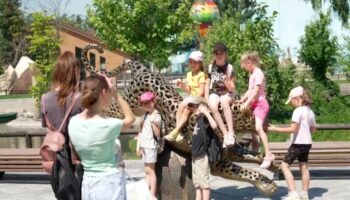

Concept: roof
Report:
left=58, top=23, right=130, bottom=58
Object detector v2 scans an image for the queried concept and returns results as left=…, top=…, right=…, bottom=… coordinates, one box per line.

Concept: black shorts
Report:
left=283, top=144, right=312, bottom=165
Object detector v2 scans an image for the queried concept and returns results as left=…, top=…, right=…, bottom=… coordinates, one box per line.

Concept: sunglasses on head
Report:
left=187, top=103, right=200, bottom=108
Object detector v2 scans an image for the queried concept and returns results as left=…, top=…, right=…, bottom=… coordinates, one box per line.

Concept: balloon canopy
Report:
left=190, top=0, right=220, bottom=24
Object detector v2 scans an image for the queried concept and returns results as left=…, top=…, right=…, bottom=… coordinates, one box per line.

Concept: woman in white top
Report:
left=268, top=86, right=316, bottom=200
left=136, top=92, right=162, bottom=200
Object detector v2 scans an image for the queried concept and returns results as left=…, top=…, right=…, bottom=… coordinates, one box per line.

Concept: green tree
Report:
left=299, top=12, right=337, bottom=81
left=214, top=0, right=258, bottom=20
left=304, top=0, right=350, bottom=25
left=27, top=13, right=60, bottom=108
left=337, top=35, right=350, bottom=78
left=0, top=0, right=29, bottom=67
left=88, top=0, right=195, bottom=68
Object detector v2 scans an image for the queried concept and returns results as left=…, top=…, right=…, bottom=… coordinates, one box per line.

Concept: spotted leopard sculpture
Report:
left=82, top=44, right=278, bottom=195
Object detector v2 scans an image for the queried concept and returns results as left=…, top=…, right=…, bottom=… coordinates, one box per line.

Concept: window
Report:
left=89, top=52, right=96, bottom=68
left=100, top=56, right=106, bottom=71
left=75, top=47, right=85, bottom=80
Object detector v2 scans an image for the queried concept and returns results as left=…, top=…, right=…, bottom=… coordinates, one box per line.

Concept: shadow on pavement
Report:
left=212, top=186, right=328, bottom=200
left=0, top=173, right=49, bottom=184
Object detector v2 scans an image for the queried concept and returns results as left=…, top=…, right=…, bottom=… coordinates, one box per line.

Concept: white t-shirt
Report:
left=291, top=106, right=316, bottom=144
left=139, top=111, right=162, bottom=149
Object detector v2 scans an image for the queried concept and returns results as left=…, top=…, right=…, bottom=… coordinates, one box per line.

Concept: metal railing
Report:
left=0, top=124, right=349, bottom=148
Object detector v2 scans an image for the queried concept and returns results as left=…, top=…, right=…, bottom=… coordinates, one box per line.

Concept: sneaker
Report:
left=223, top=132, right=235, bottom=148
left=282, top=191, right=300, bottom=200
left=299, top=191, right=309, bottom=200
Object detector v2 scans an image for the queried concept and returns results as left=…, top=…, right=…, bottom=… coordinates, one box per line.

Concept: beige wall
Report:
left=59, top=30, right=128, bottom=71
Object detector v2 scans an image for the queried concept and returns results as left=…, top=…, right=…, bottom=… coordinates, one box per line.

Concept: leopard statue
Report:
left=82, top=44, right=279, bottom=196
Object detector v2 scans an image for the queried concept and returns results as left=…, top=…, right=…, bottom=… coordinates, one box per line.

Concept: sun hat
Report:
left=189, top=51, right=203, bottom=62
left=140, top=92, right=156, bottom=103
left=285, top=86, right=304, bottom=104
left=213, top=42, right=228, bottom=53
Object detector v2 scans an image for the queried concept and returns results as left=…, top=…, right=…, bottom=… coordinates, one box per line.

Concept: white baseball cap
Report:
left=189, top=51, right=203, bottom=62
left=286, top=86, right=304, bottom=104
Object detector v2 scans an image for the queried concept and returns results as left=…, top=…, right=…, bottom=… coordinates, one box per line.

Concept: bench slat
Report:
left=0, top=160, right=42, bottom=164
left=0, top=165, right=43, bottom=169
left=0, top=148, right=40, bottom=156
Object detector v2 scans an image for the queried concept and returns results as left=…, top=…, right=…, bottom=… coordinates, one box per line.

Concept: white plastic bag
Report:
left=126, top=178, right=153, bottom=200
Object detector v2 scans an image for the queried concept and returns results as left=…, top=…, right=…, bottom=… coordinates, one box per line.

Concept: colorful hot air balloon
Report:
left=190, top=0, right=220, bottom=37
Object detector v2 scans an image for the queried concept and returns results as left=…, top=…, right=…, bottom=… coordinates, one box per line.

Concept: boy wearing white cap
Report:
left=268, top=86, right=316, bottom=200
left=165, top=50, right=206, bottom=142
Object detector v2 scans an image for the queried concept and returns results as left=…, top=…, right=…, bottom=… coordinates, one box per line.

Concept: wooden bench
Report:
left=270, top=142, right=350, bottom=179
left=0, top=148, right=43, bottom=179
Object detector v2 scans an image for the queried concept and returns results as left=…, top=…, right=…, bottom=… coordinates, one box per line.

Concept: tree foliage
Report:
left=202, top=4, right=296, bottom=119
left=88, top=0, right=196, bottom=68
left=305, top=0, right=350, bottom=25
left=0, top=0, right=29, bottom=67
left=27, top=13, right=60, bottom=108
left=214, top=0, right=258, bottom=20
left=337, top=35, right=350, bottom=78
left=299, top=12, right=337, bottom=81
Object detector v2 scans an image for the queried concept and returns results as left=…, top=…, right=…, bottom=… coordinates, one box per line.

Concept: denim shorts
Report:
left=82, top=172, right=126, bottom=200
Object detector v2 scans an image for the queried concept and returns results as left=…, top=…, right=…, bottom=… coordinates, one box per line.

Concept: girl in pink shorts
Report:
left=240, top=51, right=274, bottom=169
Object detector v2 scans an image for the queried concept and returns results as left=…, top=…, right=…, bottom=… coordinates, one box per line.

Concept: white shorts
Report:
left=82, top=172, right=125, bottom=200
left=141, top=148, right=157, bottom=163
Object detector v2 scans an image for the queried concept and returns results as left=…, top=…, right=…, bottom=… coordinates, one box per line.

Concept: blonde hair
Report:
left=299, top=89, right=312, bottom=107
left=240, top=51, right=261, bottom=67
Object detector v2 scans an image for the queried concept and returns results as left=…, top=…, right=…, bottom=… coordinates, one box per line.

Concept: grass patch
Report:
left=0, top=94, right=32, bottom=100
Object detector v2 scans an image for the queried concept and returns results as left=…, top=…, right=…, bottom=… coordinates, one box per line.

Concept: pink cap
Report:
left=140, top=92, right=156, bottom=102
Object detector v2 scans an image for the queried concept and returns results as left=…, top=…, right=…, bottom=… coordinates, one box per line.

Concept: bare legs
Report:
left=144, top=163, right=157, bottom=198
left=165, top=100, right=191, bottom=141
left=208, top=94, right=235, bottom=146
left=195, top=188, right=210, bottom=200
left=255, top=117, right=275, bottom=168
left=300, top=162, right=310, bottom=193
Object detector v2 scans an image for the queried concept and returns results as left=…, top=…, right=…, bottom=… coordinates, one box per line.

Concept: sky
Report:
left=21, top=0, right=349, bottom=58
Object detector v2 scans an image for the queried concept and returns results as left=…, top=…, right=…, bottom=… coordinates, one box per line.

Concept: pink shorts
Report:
left=251, top=98, right=269, bottom=122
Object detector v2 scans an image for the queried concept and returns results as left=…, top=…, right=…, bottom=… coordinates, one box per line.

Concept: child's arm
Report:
left=268, top=122, right=299, bottom=134
left=225, top=76, right=235, bottom=93
left=114, top=94, right=136, bottom=131
left=197, top=83, right=205, bottom=97
left=151, top=122, right=161, bottom=138
left=241, top=85, right=259, bottom=110
left=150, top=114, right=162, bottom=138
left=204, top=78, right=210, bottom=100
left=176, top=79, right=191, bottom=94
left=199, top=105, right=217, bottom=129
left=310, top=126, right=317, bottom=133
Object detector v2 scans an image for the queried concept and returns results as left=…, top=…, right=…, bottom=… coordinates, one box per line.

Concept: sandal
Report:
left=164, top=129, right=179, bottom=142
left=260, top=154, right=275, bottom=169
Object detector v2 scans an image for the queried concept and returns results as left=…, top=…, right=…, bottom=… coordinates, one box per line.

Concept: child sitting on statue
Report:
left=165, top=51, right=206, bottom=142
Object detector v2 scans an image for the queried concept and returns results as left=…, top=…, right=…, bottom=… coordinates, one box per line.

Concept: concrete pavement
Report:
left=1, top=161, right=350, bottom=200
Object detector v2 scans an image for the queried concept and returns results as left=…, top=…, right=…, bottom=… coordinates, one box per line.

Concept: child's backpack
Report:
left=40, top=94, right=83, bottom=200
left=142, top=112, right=165, bottom=154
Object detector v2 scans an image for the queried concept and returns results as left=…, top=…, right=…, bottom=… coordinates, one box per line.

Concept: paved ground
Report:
left=1, top=161, right=350, bottom=200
